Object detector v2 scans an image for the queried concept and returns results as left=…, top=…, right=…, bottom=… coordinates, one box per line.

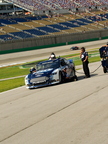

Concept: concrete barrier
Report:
left=0, top=29, right=108, bottom=54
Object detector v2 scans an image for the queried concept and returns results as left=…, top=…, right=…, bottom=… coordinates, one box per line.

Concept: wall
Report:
left=0, top=29, right=108, bottom=54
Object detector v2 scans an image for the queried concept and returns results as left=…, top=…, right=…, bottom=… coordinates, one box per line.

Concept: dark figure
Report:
left=105, top=42, right=108, bottom=56
left=100, top=42, right=108, bottom=58
left=49, top=52, right=56, bottom=60
left=80, top=47, right=90, bottom=78
left=99, top=42, right=108, bottom=73
left=30, top=67, right=36, bottom=73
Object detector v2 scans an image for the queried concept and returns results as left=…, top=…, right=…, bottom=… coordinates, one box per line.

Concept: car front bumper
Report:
left=26, top=80, right=60, bottom=89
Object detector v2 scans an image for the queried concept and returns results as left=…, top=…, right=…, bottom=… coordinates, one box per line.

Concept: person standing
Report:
left=80, top=47, right=90, bottom=78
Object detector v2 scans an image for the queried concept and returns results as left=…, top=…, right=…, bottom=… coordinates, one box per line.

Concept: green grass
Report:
left=74, top=56, right=100, bottom=66
left=0, top=66, right=29, bottom=79
left=0, top=77, right=25, bottom=93
left=89, top=56, right=100, bottom=63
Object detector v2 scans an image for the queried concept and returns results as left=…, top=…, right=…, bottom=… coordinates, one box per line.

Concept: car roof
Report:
left=37, top=58, right=62, bottom=65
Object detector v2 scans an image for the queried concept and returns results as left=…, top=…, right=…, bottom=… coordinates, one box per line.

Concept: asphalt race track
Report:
left=0, top=39, right=108, bottom=144
left=0, top=39, right=108, bottom=67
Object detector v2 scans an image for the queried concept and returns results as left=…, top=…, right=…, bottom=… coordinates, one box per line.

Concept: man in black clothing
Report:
left=80, top=47, right=90, bottom=78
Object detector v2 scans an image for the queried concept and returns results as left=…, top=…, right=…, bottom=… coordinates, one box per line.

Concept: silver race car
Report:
left=25, top=57, right=77, bottom=89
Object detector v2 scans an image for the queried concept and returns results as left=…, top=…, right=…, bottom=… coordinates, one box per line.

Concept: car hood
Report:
left=31, top=68, right=54, bottom=78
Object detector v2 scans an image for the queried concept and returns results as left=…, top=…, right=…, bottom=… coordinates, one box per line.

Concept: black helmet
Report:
left=30, top=67, right=36, bottom=73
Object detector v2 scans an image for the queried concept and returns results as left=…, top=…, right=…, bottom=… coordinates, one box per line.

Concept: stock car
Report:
left=70, top=46, right=79, bottom=50
left=25, top=57, right=77, bottom=89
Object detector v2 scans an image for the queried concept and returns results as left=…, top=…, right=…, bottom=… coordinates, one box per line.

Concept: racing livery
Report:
left=25, top=57, right=77, bottom=89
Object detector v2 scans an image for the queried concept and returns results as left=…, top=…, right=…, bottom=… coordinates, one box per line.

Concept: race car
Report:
left=99, top=46, right=108, bottom=73
left=70, top=46, right=79, bottom=50
left=25, top=57, right=77, bottom=89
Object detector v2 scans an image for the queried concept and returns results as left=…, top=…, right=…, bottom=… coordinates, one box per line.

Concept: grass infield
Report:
left=0, top=77, right=24, bottom=93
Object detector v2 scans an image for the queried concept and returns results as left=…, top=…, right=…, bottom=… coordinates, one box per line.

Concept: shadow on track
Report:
left=28, top=74, right=99, bottom=91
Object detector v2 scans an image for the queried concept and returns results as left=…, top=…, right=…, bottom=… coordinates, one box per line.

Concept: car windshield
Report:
left=36, top=61, right=60, bottom=71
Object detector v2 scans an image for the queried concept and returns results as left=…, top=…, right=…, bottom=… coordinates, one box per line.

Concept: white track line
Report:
left=0, top=62, right=25, bottom=68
